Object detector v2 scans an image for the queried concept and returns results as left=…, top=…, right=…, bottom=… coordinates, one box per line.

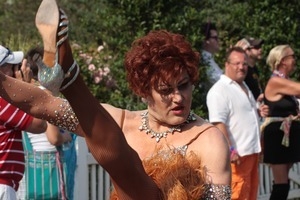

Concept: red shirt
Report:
left=0, top=97, right=33, bottom=190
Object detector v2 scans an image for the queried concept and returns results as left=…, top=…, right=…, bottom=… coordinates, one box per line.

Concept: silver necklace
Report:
left=138, top=111, right=196, bottom=143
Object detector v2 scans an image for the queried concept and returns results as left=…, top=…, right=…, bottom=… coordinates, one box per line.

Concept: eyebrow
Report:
left=158, top=76, right=190, bottom=87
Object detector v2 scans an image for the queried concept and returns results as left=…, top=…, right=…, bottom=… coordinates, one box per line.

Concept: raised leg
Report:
left=35, top=1, right=161, bottom=199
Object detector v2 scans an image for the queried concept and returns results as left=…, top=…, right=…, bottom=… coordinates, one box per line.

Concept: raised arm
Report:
left=265, top=76, right=300, bottom=101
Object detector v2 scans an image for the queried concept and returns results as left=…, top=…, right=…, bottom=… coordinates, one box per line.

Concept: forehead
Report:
left=229, top=51, right=246, bottom=61
left=284, top=47, right=293, bottom=54
left=0, top=63, right=13, bottom=68
left=157, top=70, right=189, bottom=86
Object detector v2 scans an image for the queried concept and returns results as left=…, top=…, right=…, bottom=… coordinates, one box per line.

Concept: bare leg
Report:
left=270, top=163, right=292, bottom=183
left=35, top=0, right=161, bottom=199
left=269, top=163, right=291, bottom=200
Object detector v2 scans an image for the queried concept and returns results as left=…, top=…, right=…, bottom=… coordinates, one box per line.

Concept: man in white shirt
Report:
left=206, top=46, right=268, bottom=200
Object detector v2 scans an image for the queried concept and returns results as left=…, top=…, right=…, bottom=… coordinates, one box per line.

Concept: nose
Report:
left=240, top=62, right=248, bottom=68
left=170, top=88, right=183, bottom=103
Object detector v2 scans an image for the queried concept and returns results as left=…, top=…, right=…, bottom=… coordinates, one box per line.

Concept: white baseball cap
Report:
left=0, top=45, right=24, bottom=66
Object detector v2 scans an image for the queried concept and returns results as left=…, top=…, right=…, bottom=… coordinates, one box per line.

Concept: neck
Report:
left=273, top=69, right=287, bottom=78
left=202, top=46, right=215, bottom=55
left=247, top=58, right=256, bottom=67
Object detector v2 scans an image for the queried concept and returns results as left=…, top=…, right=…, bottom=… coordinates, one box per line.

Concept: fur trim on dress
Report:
left=110, top=150, right=206, bottom=200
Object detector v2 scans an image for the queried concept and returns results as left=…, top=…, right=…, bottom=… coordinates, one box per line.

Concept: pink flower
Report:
left=97, top=68, right=104, bottom=77
left=94, top=76, right=103, bottom=84
left=103, top=67, right=110, bottom=76
left=88, top=64, right=96, bottom=71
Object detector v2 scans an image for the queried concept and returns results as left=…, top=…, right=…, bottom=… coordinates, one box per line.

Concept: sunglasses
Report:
left=283, top=54, right=296, bottom=60
left=249, top=45, right=261, bottom=50
left=0, top=47, right=11, bottom=66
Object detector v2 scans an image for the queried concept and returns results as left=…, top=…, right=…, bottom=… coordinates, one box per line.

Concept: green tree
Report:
left=1, top=0, right=300, bottom=116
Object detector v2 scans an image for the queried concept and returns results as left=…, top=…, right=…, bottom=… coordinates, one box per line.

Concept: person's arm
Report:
left=206, top=89, right=239, bottom=164
left=196, top=126, right=231, bottom=199
left=202, top=126, right=231, bottom=182
left=45, top=122, right=72, bottom=146
left=0, top=96, right=47, bottom=133
left=265, top=77, right=300, bottom=101
left=24, top=117, right=47, bottom=133
left=0, top=73, right=83, bottom=133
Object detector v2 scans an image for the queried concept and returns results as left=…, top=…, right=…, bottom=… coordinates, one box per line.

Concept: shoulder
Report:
left=207, top=80, right=228, bottom=101
left=188, top=120, right=228, bottom=152
left=102, top=103, right=143, bottom=128
left=188, top=123, right=231, bottom=184
left=208, top=76, right=227, bottom=89
left=0, top=99, right=33, bottom=127
left=265, top=76, right=293, bottom=92
left=195, top=124, right=228, bottom=150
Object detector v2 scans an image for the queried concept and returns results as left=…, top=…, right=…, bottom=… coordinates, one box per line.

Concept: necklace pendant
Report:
left=155, top=137, right=161, bottom=142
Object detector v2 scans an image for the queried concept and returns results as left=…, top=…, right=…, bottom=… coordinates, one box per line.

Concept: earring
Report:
left=142, top=98, right=148, bottom=104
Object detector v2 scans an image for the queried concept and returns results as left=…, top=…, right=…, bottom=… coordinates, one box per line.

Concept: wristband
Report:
left=230, top=146, right=238, bottom=160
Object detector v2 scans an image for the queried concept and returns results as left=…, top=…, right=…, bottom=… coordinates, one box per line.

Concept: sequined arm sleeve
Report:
left=201, top=184, right=231, bottom=200
left=0, top=74, right=79, bottom=133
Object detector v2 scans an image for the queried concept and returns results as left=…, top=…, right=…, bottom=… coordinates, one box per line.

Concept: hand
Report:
left=20, top=59, right=33, bottom=83
left=230, top=149, right=240, bottom=165
left=259, top=103, right=269, bottom=118
left=13, top=65, right=23, bottom=81
left=14, top=59, right=33, bottom=83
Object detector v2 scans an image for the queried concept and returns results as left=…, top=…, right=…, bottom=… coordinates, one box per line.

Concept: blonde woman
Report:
left=262, top=44, right=300, bottom=199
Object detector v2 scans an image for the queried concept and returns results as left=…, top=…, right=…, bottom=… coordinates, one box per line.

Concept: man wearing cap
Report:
left=235, top=37, right=264, bottom=101
left=0, top=45, right=32, bottom=82
left=0, top=45, right=47, bottom=199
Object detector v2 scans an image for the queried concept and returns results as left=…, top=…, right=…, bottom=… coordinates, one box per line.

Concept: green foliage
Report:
left=1, top=0, right=300, bottom=117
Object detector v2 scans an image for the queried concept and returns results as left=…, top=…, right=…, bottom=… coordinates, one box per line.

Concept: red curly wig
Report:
left=124, top=30, right=200, bottom=98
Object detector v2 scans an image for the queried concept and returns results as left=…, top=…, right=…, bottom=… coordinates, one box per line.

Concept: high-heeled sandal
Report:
left=35, top=0, right=79, bottom=95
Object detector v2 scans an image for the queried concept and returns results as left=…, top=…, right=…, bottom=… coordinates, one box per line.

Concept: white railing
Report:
left=74, top=137, right=300, bottom=200
left=258, top=163, right=300, bottom=200
left=74, top=138, right=111, bottom=200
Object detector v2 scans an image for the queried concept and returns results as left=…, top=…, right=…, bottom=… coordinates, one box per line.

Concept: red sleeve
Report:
left=0, top=98, right=33, bottom=130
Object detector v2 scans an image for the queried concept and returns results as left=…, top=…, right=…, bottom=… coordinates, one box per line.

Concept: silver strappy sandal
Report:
left=36, top=0, right=79, bottom=96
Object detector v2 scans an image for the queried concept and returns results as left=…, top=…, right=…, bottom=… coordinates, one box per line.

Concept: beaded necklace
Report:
left=272, top=70, right=286, bottom=78
left=138, top=111, right=196, bottom=143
